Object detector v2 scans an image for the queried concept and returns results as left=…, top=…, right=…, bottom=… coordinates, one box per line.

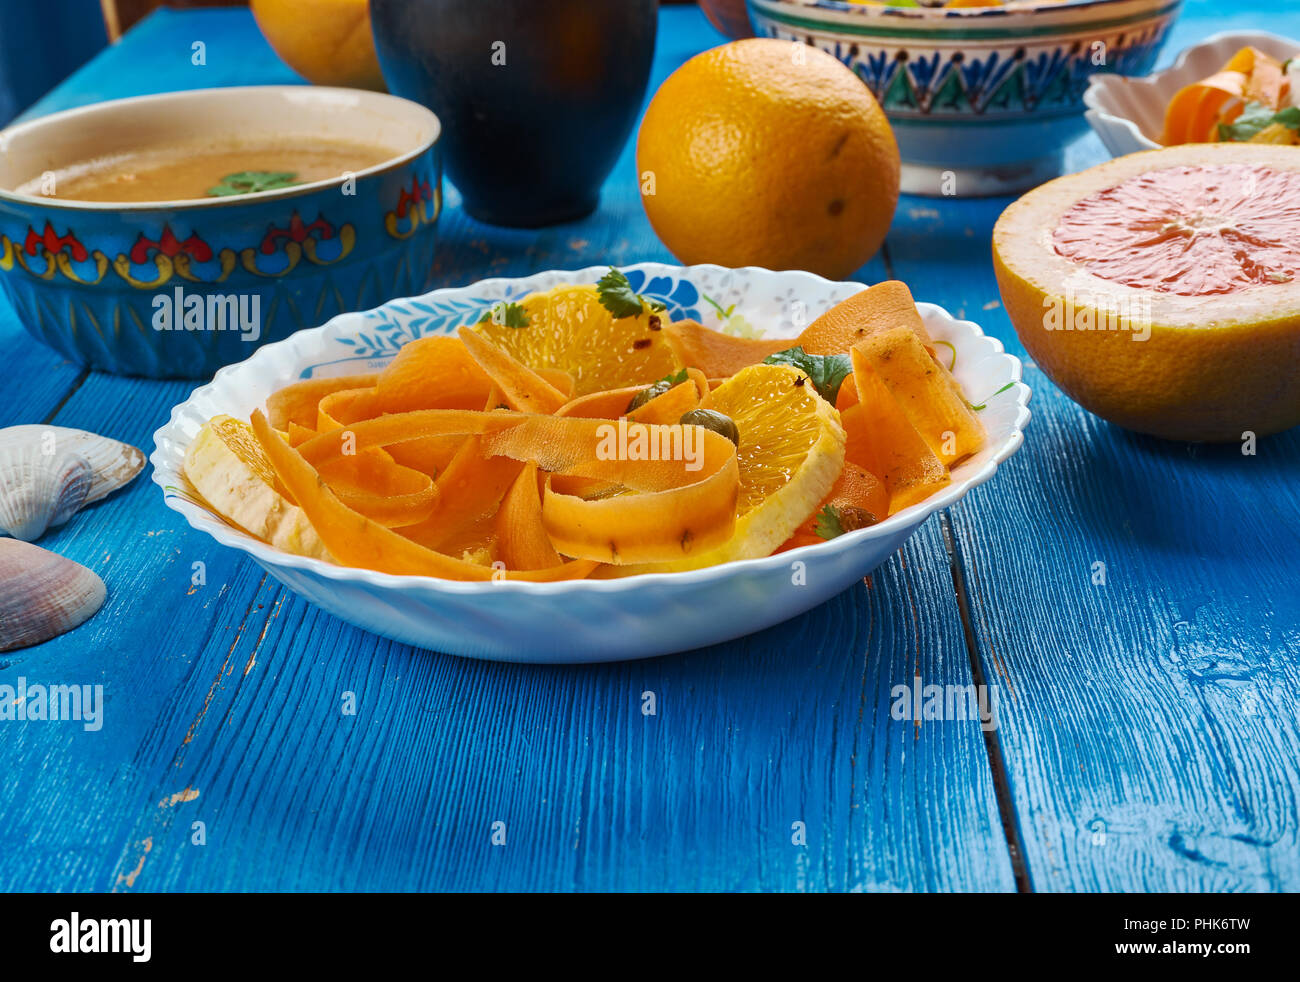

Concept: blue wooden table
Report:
left=2, top=0, right=1297, bottom=893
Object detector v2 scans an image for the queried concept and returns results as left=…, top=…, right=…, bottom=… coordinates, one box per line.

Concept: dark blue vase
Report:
left=369, top=0, right=657, bottom=228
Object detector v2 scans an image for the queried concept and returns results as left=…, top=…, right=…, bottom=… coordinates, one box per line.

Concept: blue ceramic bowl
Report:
left=0, top=86, right=442, bottom=378
left=746, top=0, right=1183, bottom=196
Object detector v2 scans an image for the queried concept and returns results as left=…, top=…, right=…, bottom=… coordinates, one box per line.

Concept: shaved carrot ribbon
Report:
left=265, top=408, right=740, bottom=567
left=250, top=409, right=597, bottom=582
left=1163, top=47, right=1288, bottom=145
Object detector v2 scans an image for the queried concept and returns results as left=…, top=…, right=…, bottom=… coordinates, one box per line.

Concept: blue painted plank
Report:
left=0, top=4, right=1014, bottom=892
left=0, top=313, right=83, bottom=425
left=16, top=8, right=303, bottom=123
left=883, top=0, right=1300, bottom=890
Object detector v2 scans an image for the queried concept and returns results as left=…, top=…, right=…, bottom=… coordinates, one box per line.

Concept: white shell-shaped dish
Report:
left=1084, top=30, right=1300, bottom=156
left=151, top=263, right=1031, bottom=663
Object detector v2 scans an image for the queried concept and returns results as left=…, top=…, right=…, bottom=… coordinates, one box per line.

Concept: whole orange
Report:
left=251, top=0, right=386, bottom=91
left=636, top=39, right=899, bottom=280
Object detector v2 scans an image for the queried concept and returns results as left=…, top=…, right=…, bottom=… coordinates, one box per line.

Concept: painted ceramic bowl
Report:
left=151, top=262, right=1031, bottom=664
left=1084, top=30, right=1300, bottom=156
left=746, top=0, right=1183, bottom=196
left=0, top=86, right=441, bottom=379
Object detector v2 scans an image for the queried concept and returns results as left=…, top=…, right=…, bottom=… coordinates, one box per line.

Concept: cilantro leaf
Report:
left=1217, top=103, right=1300, bottom=142
left=597, top=267, right=666, bottom=319
left=814, top=505, right=845, bottom=541
left=207, top=171, right=299, bottom=197
left=478, top=301, right=530, bottom=328
left=762, top=346, right=853, bottom=404
left=659, top=368, right=689, bottom=386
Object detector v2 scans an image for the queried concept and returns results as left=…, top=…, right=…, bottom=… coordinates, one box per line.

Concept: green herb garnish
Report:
left=626, top=369, right=690, bottom=413
left=702, top=293, right=735, bottom=320
left=932, top=339, right=957, bottom=372
left=762, top=346, right=853, bottom=404
left=478, top=301, right=530, bottom=328
left=597, top=267, right=666, bottom=319
left=1217, top=103, right=1300, bottom=143
left=814, top=504, right=873, bottom=540
left=968, top=381, right=1015, bottom=411
left=207, top=171, right=299, bottom=197
left=814, top=505, right=846, bottom=541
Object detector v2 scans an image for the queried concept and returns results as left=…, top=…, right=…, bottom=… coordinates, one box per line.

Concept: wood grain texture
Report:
left=0, top=5, right=1016, bottom=892
left=883, top=0, right=1300, bottom=889
left=54, top=522, right=1012, bottom=893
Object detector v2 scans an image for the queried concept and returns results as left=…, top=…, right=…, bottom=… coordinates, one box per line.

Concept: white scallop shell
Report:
left=0, top=538, right=106, bottom=651
left=0, top=426, right=145, bottom=541
left=0, top=444, right=91, bottom=542
left=0, top=425, right=146, bottom=503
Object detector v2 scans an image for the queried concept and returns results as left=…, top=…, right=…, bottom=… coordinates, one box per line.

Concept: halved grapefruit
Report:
left=994, top=143, right=1300, bottom=442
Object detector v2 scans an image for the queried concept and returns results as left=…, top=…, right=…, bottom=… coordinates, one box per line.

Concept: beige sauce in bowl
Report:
left=18, top=139, right=396, bottom=203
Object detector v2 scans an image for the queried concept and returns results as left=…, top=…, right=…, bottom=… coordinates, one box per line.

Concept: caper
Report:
left=679, top=408, right=739, bottom=447
left=837, top=506, right=874, bottom=532
left=626, top=379, right=673, bottom=413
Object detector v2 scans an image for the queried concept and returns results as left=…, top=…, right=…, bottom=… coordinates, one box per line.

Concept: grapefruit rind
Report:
left=993, top=143, right=1300, bottom=442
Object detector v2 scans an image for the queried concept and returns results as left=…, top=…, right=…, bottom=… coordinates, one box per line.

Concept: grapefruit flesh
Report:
left=993, top=144, right=1300, bottom=442
left=1052, top=164, right=1300, bottom=296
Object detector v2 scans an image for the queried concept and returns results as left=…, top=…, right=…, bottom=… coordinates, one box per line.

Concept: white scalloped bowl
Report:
left=1084, top=30, right=1300, bottom=156
left=151, top=263, right=1030, bottom=663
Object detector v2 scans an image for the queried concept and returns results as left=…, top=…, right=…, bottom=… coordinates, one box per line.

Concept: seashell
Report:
left=0, top=425, right=145, bottom=541
left=0, top=444, right=92, bottom=542
left=0, top=425, right=145, bottom=503
left=0, top=539, right=106, bottom=651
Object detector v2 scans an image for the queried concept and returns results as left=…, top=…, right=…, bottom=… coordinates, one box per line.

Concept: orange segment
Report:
left=470, top=284, right=679, bottom=395
left=609, top=364, right=845, bottom=573
left=183, top=415, right=330, bottom=560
